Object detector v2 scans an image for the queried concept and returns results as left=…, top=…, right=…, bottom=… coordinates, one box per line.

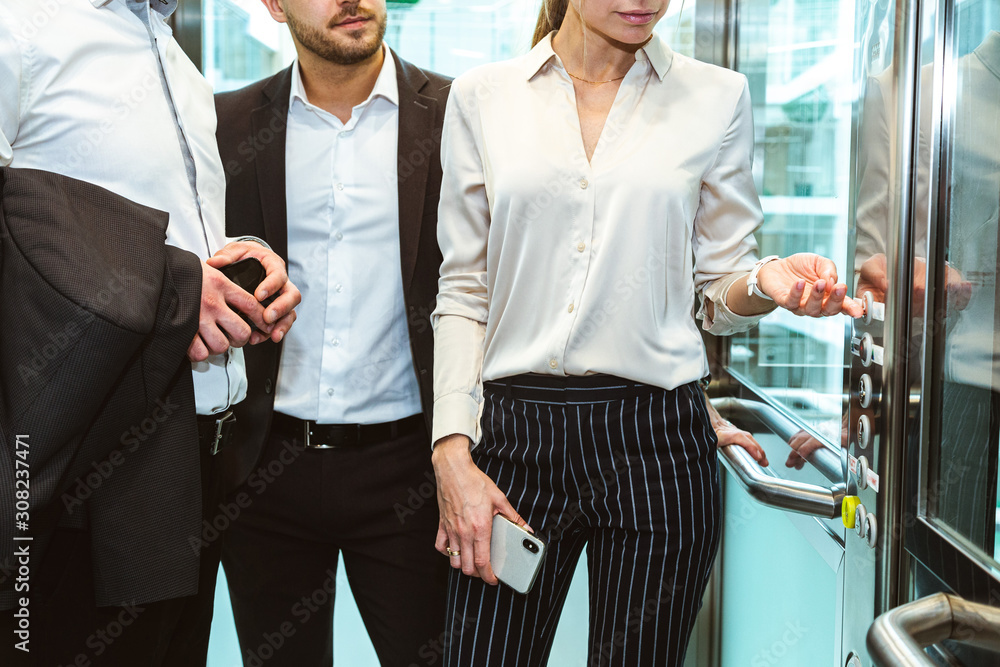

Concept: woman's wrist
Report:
left=432, top=434, right=474, bottom=465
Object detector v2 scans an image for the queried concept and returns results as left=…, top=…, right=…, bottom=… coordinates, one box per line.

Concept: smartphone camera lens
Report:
left=522, top=539, right=539, bottom=554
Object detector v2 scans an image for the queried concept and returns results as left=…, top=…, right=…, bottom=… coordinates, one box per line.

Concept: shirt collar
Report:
left=290, top=46, right=399, bottom=111
left=525, top=30, right=673, bottom=83
left=91, top=0, right=178, bottom=18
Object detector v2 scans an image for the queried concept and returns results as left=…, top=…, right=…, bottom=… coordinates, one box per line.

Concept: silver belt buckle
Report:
left=210, top=410, right=235, bottom=455
left=304, top=421, right=337, bottom=449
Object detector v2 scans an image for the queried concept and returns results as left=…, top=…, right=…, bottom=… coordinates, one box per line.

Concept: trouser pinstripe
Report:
left=443, top=374, right=722, bottom=667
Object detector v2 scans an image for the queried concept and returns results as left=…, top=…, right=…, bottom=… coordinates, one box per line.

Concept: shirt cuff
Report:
left=431, top=392, right=483, bottom=451
left=698, top=273, right=765, bottom=335
left=229, top=235, right=272, bottom=251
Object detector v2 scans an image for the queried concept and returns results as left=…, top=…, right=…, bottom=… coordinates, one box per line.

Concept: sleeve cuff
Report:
left=698, top=273, right=765, bottom=336
left=431, top=392, right=484, bottom=451
left=229, top=235, right=272, bottom=251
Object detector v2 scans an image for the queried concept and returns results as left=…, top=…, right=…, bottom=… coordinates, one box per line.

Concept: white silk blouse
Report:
left=431, top=31, right=767, bottom=447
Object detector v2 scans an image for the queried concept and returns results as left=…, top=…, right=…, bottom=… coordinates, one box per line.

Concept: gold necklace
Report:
left=566, top=70, right=627, bottom=85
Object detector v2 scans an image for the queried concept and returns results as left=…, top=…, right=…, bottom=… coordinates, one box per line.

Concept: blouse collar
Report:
left=524, top=30, right=673, bottom=83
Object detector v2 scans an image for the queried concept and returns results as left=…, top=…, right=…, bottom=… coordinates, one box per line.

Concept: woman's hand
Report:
left=431, top=434, right=532, bottom=585
left=757, top=253, right=864, bottom=318
left=702, top=391, right=768, bottom=466
left=715, top=419, right=769, bottom=467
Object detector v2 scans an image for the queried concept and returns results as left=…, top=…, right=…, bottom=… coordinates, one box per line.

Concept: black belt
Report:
left=197, top=410, right=235, bottom=456
left=271, top=412, right=423, bottom=449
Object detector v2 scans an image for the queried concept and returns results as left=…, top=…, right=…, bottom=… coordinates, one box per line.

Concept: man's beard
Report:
left=286, top=7, right=387, bottom=66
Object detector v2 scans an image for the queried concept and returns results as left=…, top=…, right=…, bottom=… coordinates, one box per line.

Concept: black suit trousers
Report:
left=221, top=423, right=449, bottom=667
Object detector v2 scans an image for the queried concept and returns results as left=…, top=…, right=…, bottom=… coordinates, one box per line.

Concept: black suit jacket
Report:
left=215, top=54, right=451, bottom=492
left=0, top=167, right=203, bottom=609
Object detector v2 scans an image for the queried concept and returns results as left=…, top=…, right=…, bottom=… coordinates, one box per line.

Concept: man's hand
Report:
left=188, top=262, right=267, bottom=362
left=206, top=241, right=301, bottom=344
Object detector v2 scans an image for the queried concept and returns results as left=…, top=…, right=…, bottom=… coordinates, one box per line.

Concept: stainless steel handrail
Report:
left=711, top=396, right=846, bottom=518
left=868, top=593, right=1000, bottom=665
left=717, top=442, right=846, bottom=519
left=712, top=396, right=844, bottom=484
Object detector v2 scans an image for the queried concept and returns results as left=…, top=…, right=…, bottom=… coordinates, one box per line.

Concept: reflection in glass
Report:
left=928, top=6, right=1000, bottom=560
left=728, top=0, right=856, bottom=446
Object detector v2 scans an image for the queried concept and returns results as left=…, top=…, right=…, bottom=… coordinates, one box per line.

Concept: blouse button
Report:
left=567, top=303, right=574, bottom=313
left=576, top=242, right=586, bottom=252
left=579, top=178, right=589, bottom=190
left=549, top=358, right=558, bottom=369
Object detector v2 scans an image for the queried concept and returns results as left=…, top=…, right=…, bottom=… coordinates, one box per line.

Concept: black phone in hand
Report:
left=219, top=257, right=279, bottom=335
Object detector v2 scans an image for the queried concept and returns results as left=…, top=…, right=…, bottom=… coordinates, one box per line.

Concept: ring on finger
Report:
left=446, top=547, right=461, bottom=557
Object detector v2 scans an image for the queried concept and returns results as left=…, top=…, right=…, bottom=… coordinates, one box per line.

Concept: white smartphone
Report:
left=490, top=514, right=547, bottom=594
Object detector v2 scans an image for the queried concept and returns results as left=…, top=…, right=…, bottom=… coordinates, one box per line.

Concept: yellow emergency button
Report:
left=842, top=496, right=861, bottom=529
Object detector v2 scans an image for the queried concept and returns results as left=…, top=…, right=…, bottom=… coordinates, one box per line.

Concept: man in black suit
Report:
left=215, top=1, right=451, bottom=664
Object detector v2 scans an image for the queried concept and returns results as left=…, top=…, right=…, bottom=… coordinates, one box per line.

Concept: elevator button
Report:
left=855, top=504, right=869, bottom=538
left=842, top=496, right=861, bottom=529
left=859, top=333, right=875, bottom=367
left=858, top=374, right=873, bottom=408
left=846, top=652, right=863, bottom=667
left=865, top=514, right=878, bottom=548
left=857, top=456, right=870, bottom=490
left=858, top=415, right=872, bottom=449
left=861, top=291, right=873, bottom=324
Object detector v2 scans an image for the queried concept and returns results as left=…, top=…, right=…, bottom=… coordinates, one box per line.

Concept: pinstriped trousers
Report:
left=443, top=374, right=722, bottom=667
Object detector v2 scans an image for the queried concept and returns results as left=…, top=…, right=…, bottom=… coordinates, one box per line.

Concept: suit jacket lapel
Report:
left=251, top=66, right=293, bottom=262
left=394, top=52, right=437, bottom=295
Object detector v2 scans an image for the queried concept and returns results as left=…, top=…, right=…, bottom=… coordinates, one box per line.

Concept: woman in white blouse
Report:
left=430, top=1, right=862, bottom=664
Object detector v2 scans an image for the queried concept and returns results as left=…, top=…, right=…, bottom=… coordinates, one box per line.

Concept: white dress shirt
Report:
left=274, top=50, right=422, bottom=424
left=0, top=0, right=246, bottom=415
left=432, top=32, right=767, bottom=446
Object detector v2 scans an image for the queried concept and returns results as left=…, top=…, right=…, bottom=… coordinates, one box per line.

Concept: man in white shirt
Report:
left=0, top=0, right=299, bottom=664
left=214, top=1, right=451, bottom=664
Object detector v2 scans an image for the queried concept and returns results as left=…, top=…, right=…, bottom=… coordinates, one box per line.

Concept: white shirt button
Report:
left=577, top=242, right=586, bottom=252
left=332, top=338, right=341, bottom=347
left=335, top=284, right=343, bottom=293
left=567, top=303, right=574, bottom=313
left=549, top=358, right=558, bottom=369
left=327, top=388, right=335, bottom=396
left=336, top=183, right=344, bottom=191
left=335, top=232, right=344, bottom=241
left=579, top=178, right=589, bottom=190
